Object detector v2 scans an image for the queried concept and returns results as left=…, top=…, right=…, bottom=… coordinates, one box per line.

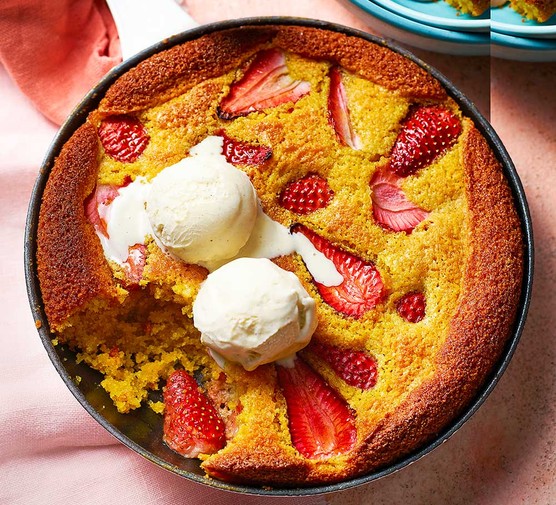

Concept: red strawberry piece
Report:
left=390, top=106, right=461, bottom=177
left=370, top=165, right=429, bottom=233
left=84, top=177, right=134, bottom=238
left=310, top=341, right=378, bottom=390
left=396, top=291, right=426, bottom=323
left=220, top=131, right=272, bottom=166
left=217, top=49, right=311, bottom=119
left=98, top=115, right=150, bottom=163
left=121, top=175, right=133, bottom=187
left=163, top=369, right=226, bottom=458
left=279, top=173, right=334, bottom=215
left=291, top=224, right=385, bottom=318
left=206, top=372, right=243, bottom=440
left=327, top=66, right=361, bottom=150
left=84, top=184, right=120, bottom=238
left=276, top=357, right=357, bottom=459
left=123, top=243, right=147, bottom=288
left=143, top=321, right=153, bottom=335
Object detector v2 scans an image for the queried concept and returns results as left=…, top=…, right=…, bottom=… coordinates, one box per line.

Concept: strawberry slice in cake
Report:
left=390, top=106, right=462, bottom=178
left=163, top=369, right=226, bottom=457
left=327, top=66, right=361, bottom=150
left=279, top=173, right=334, bottom=215
left=218, top=48, right=311, bottom=119
left=98, top=115, right=150, bottom=163
left=291, top=224, right=386, bottom=318
left=370, top=166, right=429, bottom=233
left=276, top=357, right=357, bottom=460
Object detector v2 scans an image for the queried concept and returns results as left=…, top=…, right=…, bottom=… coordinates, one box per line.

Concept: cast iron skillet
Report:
left=24, top=17, right=534, bottom=496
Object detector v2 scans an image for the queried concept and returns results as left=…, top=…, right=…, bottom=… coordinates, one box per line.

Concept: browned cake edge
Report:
left=347, top=123, right=524, bottom=479
left=96, top=25, right=445, bottom=117
left=37, top=123, right=118, bottom=330
left=272, top=26, right=446, bottom=101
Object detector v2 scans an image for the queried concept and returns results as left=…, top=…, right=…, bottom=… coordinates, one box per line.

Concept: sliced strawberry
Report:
left=276, top=357, right=356, bottom=459
left=84, top=177, right=134, bottom=238
left=98, top=115, right=150, bottom=163
left=390, top=106, right=461, bottom=177
left=84, top=184, right=120, bottom=238
left=217, top=49, right=310, bottom=119
left=291, top=224, right=385, bottom=318
left=370, top=166, right=429, bottom=233
left=310, top=341, right=377, bottom=390
left=279, top=174, right=334, bottom=215
left=327, top=66, right=361, bottom=150
left=206, top=372, right=242, bottom=440
left=396, top=291, right=426, bottom=323
left=123, top=243, right=147, bottom=288
left=220, top=131, right=272, bottom=166
left=163, top=369, right=226, bottom=458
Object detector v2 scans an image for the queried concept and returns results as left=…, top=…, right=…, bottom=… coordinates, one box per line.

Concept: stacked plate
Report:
left=340, top=0, right=556, bottom=61
left=491, top=6, right=556, bottom=60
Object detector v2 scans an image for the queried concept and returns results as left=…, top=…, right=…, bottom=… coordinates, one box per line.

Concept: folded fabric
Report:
left=0, top=0, right=121, bottom=125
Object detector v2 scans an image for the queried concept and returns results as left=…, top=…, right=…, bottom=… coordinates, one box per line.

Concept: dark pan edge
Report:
left=24, top=16, right=534, bottom=496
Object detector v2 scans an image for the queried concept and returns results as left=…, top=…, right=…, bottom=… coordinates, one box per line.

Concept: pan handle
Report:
left=105, top=0, right=199, bottom=61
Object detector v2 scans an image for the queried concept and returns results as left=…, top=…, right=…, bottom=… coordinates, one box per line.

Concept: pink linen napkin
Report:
left=0, top=0, right=121, bottom=125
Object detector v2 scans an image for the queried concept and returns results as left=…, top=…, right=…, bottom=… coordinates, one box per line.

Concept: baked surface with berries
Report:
left=36, top=25, right=523, bottom=487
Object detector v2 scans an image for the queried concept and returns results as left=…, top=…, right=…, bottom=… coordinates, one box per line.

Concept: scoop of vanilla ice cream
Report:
left=193, top=257, right=317, bottom=371
left=146, top=136, right=258, bottom=265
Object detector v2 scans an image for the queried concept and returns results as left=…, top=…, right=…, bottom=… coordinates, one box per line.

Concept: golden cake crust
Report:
left=350, top=124, right=523, bottom=474
left=37, top=124, right=118, bottom=330
left=271, top=26, right=446, bottom=101
left=36, top=24, right=524, bottom=488
left=96, top=28, right=275, bottom=117
left=95, top=25, right=445, bottom=119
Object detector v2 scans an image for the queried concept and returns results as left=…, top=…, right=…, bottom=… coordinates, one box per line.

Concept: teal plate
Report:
left=492, top=29, right=556, bottom=60
left=491, top=4, right=556, bottom=38
left=340, top=0, right=490, bottom=54
left=373, top=0, right=489, bottom=32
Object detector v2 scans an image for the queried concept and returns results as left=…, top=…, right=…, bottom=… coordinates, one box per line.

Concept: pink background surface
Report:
left=1, top=1, right=555, bottom=504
